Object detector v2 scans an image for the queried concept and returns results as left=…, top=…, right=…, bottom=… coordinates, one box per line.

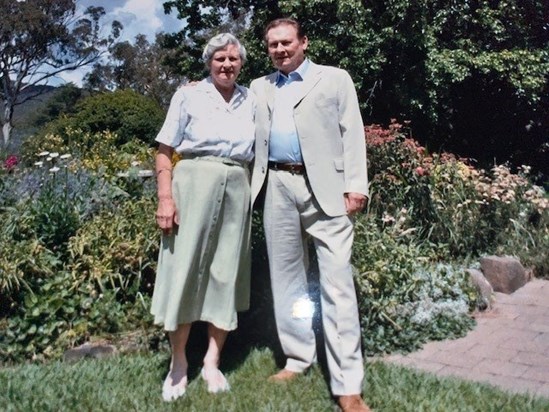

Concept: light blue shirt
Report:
left=268, top=59, right=310, bottom=163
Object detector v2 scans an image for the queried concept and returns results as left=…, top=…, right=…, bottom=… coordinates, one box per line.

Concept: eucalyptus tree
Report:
left=0, top=0, right=121, bottom=149
left=84, top=33, right=187, bottom=109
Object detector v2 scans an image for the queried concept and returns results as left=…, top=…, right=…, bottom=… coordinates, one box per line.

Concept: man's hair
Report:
left=264, top=18, right=306, bottom=41
left=202, top=33, right=247, bottom=66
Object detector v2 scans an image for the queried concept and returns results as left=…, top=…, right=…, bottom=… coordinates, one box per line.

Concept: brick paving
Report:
left=382, top=278, right=549, bottom=400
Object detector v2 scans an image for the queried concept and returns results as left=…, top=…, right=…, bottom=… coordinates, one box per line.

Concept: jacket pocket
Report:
left=333, top=158, right=344, bottom=171
left=315, top=97, right=337, bottom=108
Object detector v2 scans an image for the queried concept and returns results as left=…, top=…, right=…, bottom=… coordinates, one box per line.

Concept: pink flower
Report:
left=4, top=155, right=18, bottom=171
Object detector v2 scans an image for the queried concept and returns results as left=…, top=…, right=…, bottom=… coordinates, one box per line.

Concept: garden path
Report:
left=381, top=278, right=549, bottom=400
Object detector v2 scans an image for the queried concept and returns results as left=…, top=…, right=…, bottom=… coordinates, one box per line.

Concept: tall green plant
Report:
left=352, top=214, right=476, bottom=355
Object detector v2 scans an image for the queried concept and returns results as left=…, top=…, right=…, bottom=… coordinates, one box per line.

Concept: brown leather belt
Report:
left=268, top=161, right=306, bottom=175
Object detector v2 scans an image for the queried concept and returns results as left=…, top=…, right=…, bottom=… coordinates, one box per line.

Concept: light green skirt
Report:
left=151, top=156, right=251, bottom=331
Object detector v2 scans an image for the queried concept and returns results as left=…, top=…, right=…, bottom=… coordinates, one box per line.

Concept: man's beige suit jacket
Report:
left=250, top=61, right=368, bottom=217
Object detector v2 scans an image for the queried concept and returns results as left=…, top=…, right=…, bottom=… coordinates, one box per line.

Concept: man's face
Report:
left=266, top=24, right=308, bottom=74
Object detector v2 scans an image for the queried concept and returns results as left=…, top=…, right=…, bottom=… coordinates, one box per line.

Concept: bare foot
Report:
left=201, top=366, right=230, bottom=393
left=162, top=367, right=188, bottom=402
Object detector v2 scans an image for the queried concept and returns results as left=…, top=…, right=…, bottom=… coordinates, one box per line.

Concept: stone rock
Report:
left=63, top=342, right=117, bottom=362
left=467, top=268, right=494, bottom=310
left=480, top=256, right=528, bottom=294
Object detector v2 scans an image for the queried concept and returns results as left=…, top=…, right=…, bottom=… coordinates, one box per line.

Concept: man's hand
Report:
left=344, top=192, right=367, bottom=215
left=156, top=197, right=179, bottom=235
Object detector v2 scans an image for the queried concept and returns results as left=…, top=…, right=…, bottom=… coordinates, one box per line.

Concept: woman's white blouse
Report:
left=155, top=77, right=255, bottom=162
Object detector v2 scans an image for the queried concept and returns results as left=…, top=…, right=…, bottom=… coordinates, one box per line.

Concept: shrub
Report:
left=0, top=270, right=153, bottom=362
left=0, top=162, right=157, bottom=362
left=21, top=130, right=155, bottom=180
left=21, top=89, right=165, bottom=160
left=352, top=212, right=476, bottom=355
left=3, top=118, right=547, bottom=363
left=366, top=121, right=439, bottom=237
left=0, top=192, right=159, bottom=362
left=67, top=194, right=158, bottom=299
left=366, top=121, right=549, bottom=275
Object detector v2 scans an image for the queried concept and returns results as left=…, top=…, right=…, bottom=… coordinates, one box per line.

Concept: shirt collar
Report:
left=276, top=58, right=310, bottom=85
left=202, top=76, right=245, bottom=100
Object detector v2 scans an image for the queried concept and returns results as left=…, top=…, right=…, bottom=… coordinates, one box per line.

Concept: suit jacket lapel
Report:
left=264, top=73, right=277, bottom=113
left=294, top=63, right=322, bottom=107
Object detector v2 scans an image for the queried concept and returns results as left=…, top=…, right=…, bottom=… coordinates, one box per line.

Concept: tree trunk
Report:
left=2, top=121, right=12, bottom=148
left=2, top=105, right=13, bottom=148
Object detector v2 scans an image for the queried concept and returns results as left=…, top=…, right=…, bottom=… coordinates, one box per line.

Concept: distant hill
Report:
left=8, top=84, right=61, bottom=154
left=12, top=84, right=57, bottom=125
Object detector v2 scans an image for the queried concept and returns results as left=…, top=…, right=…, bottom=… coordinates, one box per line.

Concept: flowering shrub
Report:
left=366, top=121, right=438, bottom=236
left=346, top=120, right=549, bottom=354
left=3, top=155, right=18, bottom=172
left=22, top=129, right=154, bottom=179
left=0, top=146, right=156, bottom=362
left=366, top=121, right=549, bottom=274
left=1, top=118, right=547, bottom=362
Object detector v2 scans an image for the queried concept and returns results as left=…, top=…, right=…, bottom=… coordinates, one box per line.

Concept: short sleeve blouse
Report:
left=155, top=77, right=255, bottom=162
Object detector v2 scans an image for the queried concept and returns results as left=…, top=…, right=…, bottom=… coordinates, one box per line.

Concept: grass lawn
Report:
left=1, top=347, right=548, bottom=411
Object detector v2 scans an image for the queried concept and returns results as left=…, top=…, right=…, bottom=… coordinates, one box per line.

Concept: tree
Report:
left=0, top=0, right=122, bottom=149
left=31, top=83, right=86, bottom=128
left=84, top=33, right=187, bottom=108
left=163, top=0, right=549, bottom=179
left=367, top=0, right=549, bottom=178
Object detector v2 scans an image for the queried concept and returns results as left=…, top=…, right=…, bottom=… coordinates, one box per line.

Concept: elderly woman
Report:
left=150, top=33, right=254, bottom=401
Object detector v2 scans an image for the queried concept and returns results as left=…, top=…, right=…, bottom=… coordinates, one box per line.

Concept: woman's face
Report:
left=209, top=44, right=242, bottom=89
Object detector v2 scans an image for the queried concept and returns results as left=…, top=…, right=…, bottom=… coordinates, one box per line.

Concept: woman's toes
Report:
left=201, top=367, right=230, bottom=393
left=162, top=371, right=188, bottom=402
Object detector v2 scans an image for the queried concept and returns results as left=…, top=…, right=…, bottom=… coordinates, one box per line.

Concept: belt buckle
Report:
left=288, top=164, right=300, bottom=175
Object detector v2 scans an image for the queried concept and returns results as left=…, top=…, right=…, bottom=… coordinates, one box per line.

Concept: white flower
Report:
left=138, top=170, right=154, bottom=178
left=37, top=151, right=50, bottom=157
left=34, top=161, right=44, bottom=167
left=131, top=161, right=141, bottom=167
left=49, top=166, right=60, bottom=173
left=49, top=152, right=60, bottom=158
left=60, top=154, right=72, bottom=160
left=46, top=157, right=52, bottom=162
left=381, top=213, right=395, bottom=223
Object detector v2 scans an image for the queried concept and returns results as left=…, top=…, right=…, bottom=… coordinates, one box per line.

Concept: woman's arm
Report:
left=155, top=143, right=178, bottom=234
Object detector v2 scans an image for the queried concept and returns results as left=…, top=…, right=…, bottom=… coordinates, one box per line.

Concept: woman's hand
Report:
left=156, top=197, right=179, bottom=235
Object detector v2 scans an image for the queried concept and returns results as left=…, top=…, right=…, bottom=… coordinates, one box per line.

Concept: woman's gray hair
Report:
left=202, top=33, right=247, bottom=66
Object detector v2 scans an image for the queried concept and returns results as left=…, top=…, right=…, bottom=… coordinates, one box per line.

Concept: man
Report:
left=250, top=18, right=370, bottom=412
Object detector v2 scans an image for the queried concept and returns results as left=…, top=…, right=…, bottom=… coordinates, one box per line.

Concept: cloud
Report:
left=77, top=0, right=183, bottom=43
left=59, top=0, right=184, bottom=86
left=55, top=68, right=92, bottom=85
left=111, top=0, right=163, bottom=41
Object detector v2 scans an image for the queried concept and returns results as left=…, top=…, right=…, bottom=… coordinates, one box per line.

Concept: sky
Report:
left=58, top=0, right=186, bottom=85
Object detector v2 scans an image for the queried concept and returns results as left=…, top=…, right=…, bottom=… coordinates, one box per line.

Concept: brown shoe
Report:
left=268, top=369, right=300, bottom=382
left=337, top=394, right=372, bottom=412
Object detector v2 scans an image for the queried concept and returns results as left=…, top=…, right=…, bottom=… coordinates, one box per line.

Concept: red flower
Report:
left=4, top=155, right=18, bottom=171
